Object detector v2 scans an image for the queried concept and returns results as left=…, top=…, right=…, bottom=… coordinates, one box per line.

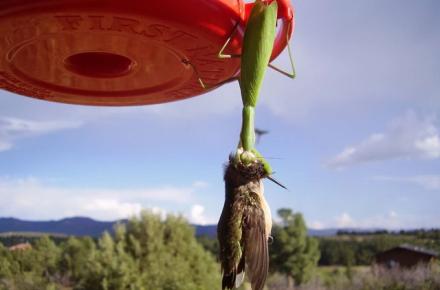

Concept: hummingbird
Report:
left=255, top=128, right=269, bottom=144
left=217, top=155, right=272, bottom=290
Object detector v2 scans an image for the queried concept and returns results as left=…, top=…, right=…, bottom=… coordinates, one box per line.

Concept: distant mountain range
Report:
left=0, top=217, right=342, bottom=238
left=0, top=217, right=115, bottom=237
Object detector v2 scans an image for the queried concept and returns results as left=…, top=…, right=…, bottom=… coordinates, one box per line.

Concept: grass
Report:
left=265, top=264, right=440, bottom=290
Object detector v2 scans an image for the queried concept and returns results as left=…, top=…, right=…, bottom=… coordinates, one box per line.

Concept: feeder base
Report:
left=0, top=0, right=245, bottom=106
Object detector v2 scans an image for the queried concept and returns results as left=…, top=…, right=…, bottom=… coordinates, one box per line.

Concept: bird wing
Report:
left=243, top=192, right=269, bottom=290
left=219, top=161, right=269, bottom=290
left=218, top=178, right=246, bottom=290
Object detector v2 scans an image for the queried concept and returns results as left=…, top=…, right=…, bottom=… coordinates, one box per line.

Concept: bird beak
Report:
left=266, top=176, right=288, bottom=190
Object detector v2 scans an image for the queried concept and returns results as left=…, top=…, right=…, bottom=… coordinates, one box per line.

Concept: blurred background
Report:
left=0, top=0, right=439, bottom=289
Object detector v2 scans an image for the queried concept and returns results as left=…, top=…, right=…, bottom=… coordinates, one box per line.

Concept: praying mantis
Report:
left=215, top=1, right=296, bottom=290
left=199, top=0, right=295, bottom=178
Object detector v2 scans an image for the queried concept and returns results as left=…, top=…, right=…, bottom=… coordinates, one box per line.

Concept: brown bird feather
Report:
left=218, top=158, right=270, bottom=290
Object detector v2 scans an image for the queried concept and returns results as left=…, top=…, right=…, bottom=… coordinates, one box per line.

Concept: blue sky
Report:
left=0, top=0, right=439, bottom=229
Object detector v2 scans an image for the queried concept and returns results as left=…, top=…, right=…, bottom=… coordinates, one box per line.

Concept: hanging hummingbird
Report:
left=217, top=155, right=272, bottom=290
left=216, top=0, right=294, bottom=289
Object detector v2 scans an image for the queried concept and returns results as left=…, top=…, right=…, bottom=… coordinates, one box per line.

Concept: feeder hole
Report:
left=64, top=52, right=134, bottom=78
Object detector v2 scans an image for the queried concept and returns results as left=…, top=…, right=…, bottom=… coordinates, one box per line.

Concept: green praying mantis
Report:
left=215, top=1, right=296, bottom=290
left=216, top=0, right=295, bottom=185
left=197, top=0, right=295, bottom=179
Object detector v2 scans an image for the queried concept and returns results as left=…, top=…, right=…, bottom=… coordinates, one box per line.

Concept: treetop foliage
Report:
left=270, top=208, right=320, bottom=286
left=0, top=211, right=220, bottom=290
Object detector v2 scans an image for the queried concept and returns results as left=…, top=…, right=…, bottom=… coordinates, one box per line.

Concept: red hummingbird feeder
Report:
left=0, top=0, right=294, bottom=106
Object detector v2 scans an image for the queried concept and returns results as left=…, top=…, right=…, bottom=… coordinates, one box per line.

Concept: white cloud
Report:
left=0, top=117, right=83, bottom=152
left=415, top=136, right=440, bottom=159
left=192, top=181, right=209, bottom=189
left=0, top=177, right=204, bottom=220
left=335, top=212, right=356, bottom=228
left=189, top=204, right=208, bottom=225
left=353, top=211, right=401, bottom=229
left=312, top=211, right=440, bottom=229
left=374, top=175, right=440, bottom=191
left=308, top=221, right=325, bottom=230
left=82, top=199, right=142, bottom=219
left=151, top=207, right=167, bottom=220
left=311, top=211, right=407, bottom=229
left=327, top=111, right=440, bottom=168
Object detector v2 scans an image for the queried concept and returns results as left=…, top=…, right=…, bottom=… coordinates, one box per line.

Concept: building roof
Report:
left=8, top=242, right=32, bottom=251
left=378, top=244, right=438, bottom=258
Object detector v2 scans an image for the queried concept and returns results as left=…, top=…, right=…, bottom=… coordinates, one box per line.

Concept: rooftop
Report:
left=379, top=244, right=438, bottom=257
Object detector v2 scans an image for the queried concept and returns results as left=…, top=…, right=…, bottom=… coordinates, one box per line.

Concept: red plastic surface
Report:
left=0, top=0, right=294, bottom=106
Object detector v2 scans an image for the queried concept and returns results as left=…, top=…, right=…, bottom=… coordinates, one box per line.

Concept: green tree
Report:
left=59, top=236, right=97, bottom=287
left=33, top=235, right=61, bottom=278
left=196, top=235, right=218, bottom=258
left=77, top=211, right=220, bottom=290
left=0, top=212, right=220, bottom=289
left=270, top=208, right=320, bottom=287
left=0, top=243, right=14, bottom=279
left=127, top=212, right=220, bottom=290
left=0, top=237, right=61, bottom=290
